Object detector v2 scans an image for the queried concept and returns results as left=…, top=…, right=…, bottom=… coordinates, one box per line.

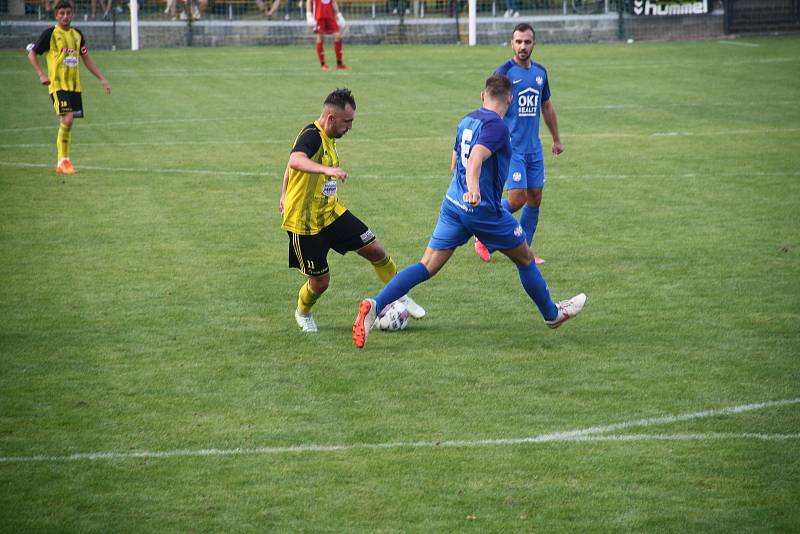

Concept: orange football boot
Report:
left=55, top=160, right=78, bottom=175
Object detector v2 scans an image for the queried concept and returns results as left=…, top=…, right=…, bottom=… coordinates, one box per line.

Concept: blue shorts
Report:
left=505, top=153, right=545, bottom=190
left=428, top=196, right=526, bottom=253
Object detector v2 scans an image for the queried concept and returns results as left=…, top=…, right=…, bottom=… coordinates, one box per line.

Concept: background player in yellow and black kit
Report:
left=27, top=0, right=112, bottom=175
left=279, top=88, right=424, bottom=333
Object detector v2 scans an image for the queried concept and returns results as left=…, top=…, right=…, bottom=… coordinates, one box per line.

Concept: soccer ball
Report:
left=377, top=300, right=410, bottom=331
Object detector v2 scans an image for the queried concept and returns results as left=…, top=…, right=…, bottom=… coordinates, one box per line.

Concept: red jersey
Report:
left=313, top=0, right=335, bottom=20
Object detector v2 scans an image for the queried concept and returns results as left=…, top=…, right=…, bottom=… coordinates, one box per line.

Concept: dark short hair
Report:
left=54, top=0, right=73, bottom=11
left=485, top=74, right=512, bottom=100
left=324, top=88, right=356, bottom=111
left=512, top=22, right=535, bottom=39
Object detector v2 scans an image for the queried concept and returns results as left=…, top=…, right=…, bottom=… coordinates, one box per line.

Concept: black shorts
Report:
left=51, top=90, right=84, bottom=118
left=287, top=211, right=376, bottom=276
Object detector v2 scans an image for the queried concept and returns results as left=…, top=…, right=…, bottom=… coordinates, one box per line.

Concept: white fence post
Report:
left=468, top=0, right=476, bottom=46
left=130, top=0, right=140, bottom=51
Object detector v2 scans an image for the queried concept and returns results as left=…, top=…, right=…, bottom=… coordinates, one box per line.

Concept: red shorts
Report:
left=314, top=16, right=340, bottom=34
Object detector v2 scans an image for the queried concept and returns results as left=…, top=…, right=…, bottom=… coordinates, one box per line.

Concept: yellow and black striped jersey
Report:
left=33, top=25, right=86, bottom=95
left=281, top=121, right=348, bottom=235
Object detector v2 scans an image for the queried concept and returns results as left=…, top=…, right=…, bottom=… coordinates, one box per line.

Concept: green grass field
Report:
left=1, top=37, right=799, bottom=531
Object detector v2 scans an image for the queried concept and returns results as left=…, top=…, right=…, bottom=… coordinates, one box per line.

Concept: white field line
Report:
left=2, top=161, right=798, bottom=181
left=1, top=398, right=797, bottom=464
left=718, top=40, right=760, bottom=48
left=1, top=127, right=798, bottom=148
left=0, top=161, right=265, bottom=177
left=565, top=433, right=800, bottom=442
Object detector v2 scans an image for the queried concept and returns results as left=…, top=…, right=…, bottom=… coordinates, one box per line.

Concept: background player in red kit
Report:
left=306, top=0, right=350, bottom=70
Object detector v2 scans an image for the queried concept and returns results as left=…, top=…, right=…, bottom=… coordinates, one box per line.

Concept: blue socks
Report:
left=374, top=262, right=430, bottom=312
left=502, top=200, right=539, bottom=246
left=519, top=205, right=539, bottom=246
left=517, top=263, right=558, bottom=321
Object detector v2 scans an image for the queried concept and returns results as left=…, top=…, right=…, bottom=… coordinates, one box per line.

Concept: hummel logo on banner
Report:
left=633, top=0, right=708, bottom=16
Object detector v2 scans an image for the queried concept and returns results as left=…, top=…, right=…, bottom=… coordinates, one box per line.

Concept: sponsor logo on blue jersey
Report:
left=517, top=87, right=540, bottom=117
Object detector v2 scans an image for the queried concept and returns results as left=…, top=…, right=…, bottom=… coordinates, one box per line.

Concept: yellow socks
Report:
left=57, top=121, right=72, bottom=162
left=297, top=280, right=320, bottom=315
left=371, top=255, right=398, bottom=284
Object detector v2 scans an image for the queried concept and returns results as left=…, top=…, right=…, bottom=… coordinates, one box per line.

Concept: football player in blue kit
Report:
left=353, top=75, right=585, bottom=349
left=475, top=23, right=563, bottom=265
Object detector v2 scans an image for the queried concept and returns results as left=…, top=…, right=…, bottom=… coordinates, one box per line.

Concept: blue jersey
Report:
left=495, top=59, right=551, bottom=158
left=446, top=108, right=511, bottom=217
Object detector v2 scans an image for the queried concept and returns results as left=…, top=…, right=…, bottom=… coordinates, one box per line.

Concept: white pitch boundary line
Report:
left=567, top=433, right=800, bottom=442
left=718, top=40, right=760, bottom=48
left=1, top=398, right=797, bottom=464
left=0, top=161, right=265, bottom=177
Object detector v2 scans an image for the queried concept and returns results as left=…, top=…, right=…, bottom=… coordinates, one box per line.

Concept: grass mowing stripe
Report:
left=2, top=127, right=798, bottom=147
left=2, top=101, right=798, bottom=132
left=3, top=161, right=799, bottom=181
left=2, top=161, right=798, bottom=181
left=3, top=435, right=799, bottom=463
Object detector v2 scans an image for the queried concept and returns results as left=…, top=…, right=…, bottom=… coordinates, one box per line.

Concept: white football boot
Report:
left=295, top=309, right=318, bottom=333
left=545, top=293, right=588, bottom=329
left=398, top=295, right=426, bottom=319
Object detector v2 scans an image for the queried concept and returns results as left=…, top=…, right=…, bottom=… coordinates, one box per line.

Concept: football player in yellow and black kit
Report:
left=27, top=0, right=112, bottom=175
left=279, top=88, right=425, bottom=333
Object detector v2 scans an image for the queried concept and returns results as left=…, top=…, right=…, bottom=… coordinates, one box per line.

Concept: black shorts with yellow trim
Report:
left=287, top=210, right=376, bottom=276
left=51, top=90, right=84, bottom=118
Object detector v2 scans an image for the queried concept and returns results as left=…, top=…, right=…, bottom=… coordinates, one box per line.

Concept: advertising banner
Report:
left=632, top=0, right=709, bottom=16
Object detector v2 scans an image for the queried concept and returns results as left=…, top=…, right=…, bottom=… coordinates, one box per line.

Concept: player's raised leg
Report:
left=352, top=298, right=377, bottom=349
left=354, top=262, right=430, bottom=348
left=363, top=245, right=426, bottom=319
left=354, top=249, right=451, bottom=348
